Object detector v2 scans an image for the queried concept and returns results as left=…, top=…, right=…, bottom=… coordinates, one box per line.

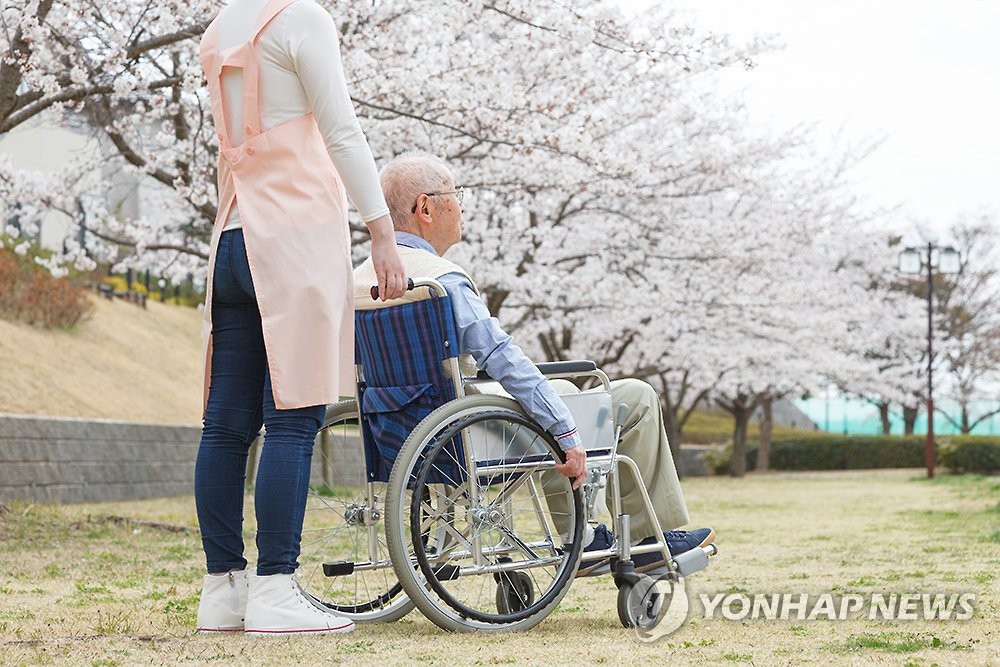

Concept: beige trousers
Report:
left=541, top=378, right=690, bottom=539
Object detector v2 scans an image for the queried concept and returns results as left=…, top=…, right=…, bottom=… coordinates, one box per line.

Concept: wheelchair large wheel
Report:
left=385, top=395, right=585, bottom=632
left=296, top=400, right=414, bottom=623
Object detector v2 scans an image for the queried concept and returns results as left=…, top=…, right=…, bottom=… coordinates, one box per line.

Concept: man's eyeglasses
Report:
left=411, top=186, right=465, bottom=213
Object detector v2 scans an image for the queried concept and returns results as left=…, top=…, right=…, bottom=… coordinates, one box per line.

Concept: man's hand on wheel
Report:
left=554, top=446, right=587, bottom=490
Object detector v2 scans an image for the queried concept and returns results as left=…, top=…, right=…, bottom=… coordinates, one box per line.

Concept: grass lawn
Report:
left=1, top=469, right=997, bottom=666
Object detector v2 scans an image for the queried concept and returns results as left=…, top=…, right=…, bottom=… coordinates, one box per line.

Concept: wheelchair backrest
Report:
left=354, top=288, right=464, bottom=483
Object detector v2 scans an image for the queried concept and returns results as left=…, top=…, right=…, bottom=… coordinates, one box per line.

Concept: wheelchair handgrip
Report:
left=370, top=278, right=416, bottom=301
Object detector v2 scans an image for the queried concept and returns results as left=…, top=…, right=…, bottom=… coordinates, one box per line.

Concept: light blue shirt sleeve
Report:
left=437, top=272, right=583, bottom=452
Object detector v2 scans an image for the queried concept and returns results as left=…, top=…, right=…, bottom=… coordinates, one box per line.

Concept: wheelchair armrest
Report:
left=535, top=360, right=597, bottom=375
left=474, top=360, right=597, bottom=381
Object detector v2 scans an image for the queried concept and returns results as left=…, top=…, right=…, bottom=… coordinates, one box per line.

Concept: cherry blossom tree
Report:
left=1, top=0, right=217, bottom=280
left=2, top=0, right=947, bottom=461
left=2, top=1, right=767, bottom=277
left=936, top=216, right=1000, bottom=434
left=841, top=232, right=927, bottom=435
left=696, top=141, right=927, bottom=475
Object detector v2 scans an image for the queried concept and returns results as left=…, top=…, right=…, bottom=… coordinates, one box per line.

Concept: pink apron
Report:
left=199, top=0, right=354, bottom=410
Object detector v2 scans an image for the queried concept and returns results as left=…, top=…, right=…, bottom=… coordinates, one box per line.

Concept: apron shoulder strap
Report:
left=199, top=15, right=222, bottom=65
left=250, top=0, right=301, bottom=44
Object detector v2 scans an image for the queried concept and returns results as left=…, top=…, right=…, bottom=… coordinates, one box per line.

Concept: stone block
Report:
left=678, top=444, right=715, bottom=477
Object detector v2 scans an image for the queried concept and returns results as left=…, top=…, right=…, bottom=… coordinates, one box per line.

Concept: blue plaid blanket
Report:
left=355, top=295, right=464, bottom=484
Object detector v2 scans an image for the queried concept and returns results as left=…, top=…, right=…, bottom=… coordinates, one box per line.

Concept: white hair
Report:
left=379, top=152, right=453, bottom=231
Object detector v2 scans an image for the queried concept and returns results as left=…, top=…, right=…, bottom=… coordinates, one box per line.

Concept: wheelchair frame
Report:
left=297, top=277, right=716, bottom=632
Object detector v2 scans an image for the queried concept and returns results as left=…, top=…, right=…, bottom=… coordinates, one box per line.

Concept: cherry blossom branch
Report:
left=0, top=77, right=182, bottom=134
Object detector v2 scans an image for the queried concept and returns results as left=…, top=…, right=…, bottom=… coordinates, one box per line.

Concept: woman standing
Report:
left=194, top=0, right=405, bottom=635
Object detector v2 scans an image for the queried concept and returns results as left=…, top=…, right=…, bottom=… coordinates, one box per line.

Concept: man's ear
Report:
left=416, top=202, right=434, bottom=235
left=415, top=196, right=433, bottom=223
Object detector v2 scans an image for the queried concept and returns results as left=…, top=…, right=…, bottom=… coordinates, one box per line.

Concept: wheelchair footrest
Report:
left=671, top=544, right=717, bottom=577
left=322, top=561, right=355, bottom=577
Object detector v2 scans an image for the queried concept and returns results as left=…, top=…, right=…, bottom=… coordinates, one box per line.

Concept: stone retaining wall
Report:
left=0, top=413, right=203, bottom=504
left=0, top=413, right=368, bottom=505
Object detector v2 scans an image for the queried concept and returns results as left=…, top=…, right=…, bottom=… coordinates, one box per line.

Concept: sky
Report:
left=617, top=0, right=1000, bottom=240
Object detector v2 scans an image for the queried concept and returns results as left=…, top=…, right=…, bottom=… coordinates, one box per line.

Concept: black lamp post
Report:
left=898, top=242, right=961, bottom=478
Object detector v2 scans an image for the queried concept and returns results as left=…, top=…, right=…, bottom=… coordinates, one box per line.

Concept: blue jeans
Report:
left=194, top=229, right=325, bottom=576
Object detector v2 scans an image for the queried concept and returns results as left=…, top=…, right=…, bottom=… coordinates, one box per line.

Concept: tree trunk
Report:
left=717, top=392, right=760, bottom=478
left=662, top=398, right=683, bottom=467
left=755, top=396, right=773, bottom=472
left=878, top=401, right=891, bottom=435
left=961, top=404, right=970, bottom=435
left=654, top=374, right=692, bottom=478
left=731, top=408, right=751, bottom=478
left=903, top=405, right=919, bottom=435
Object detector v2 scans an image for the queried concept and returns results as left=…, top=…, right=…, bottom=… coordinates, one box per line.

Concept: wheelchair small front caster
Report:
left=617, top=574, right=663, bottom=629
left=495, top=570, right=535, bottom=614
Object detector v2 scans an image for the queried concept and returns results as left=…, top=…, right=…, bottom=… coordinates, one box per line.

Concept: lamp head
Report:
left=937, top=247, right=961, bottom=274
left=898, top=248, right=922, bottom=274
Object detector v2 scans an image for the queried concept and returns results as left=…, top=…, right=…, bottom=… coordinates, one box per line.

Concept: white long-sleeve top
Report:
left=215, top=0, right=388, bottom=228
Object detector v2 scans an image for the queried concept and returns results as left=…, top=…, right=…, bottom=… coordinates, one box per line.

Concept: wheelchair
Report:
left=296, top=278, right=717, bottom=632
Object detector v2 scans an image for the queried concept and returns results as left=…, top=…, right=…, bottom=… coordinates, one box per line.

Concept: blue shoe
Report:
left=574, top=523, right=614, bottom=577
left=633, top=528, right=715, bottom=573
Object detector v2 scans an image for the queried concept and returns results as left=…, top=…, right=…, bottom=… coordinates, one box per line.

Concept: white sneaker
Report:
left=196, top=570, right=250, bottom=633
left=244, top=572, right=355, bottom=635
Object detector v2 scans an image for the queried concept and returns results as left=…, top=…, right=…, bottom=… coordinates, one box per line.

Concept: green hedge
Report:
left=712, top=435, right=1000, bottom=474
left=762, top=435, right=923, bottom=471
left=713, top=435, right=935, bottom=474
left=939, top=437, right=1000, bottom=474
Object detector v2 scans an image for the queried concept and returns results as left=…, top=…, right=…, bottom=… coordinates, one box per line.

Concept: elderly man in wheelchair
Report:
left=295, top=152, right=717, bottom=633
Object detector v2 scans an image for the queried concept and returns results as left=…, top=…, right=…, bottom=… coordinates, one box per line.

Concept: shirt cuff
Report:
left=555, top=429, right=583, bottom=452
